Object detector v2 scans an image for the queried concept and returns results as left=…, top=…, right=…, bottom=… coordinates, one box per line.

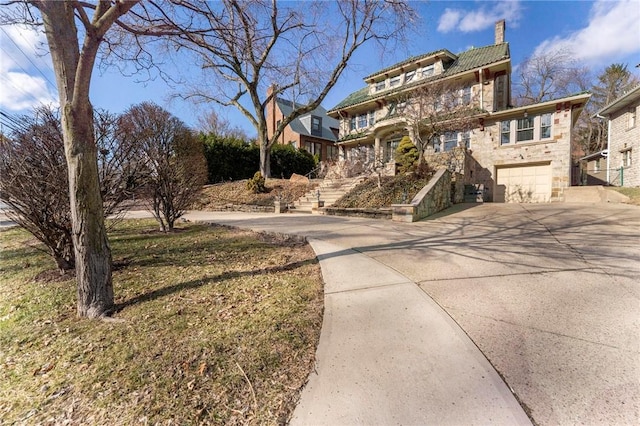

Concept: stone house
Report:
left=266, top=89, right=340, bottom=162
left=594, top=84, right=640, bottom=187
left=327, top=20, right=590, bottom=202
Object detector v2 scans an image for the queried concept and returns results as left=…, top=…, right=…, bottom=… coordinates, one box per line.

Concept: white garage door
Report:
left=496, top=164, right=551, bottom=203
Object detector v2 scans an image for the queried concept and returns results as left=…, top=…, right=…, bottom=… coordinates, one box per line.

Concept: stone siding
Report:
left=469, top=106, right=573, bottom=201
left=608, top=103, right=639, bottom=187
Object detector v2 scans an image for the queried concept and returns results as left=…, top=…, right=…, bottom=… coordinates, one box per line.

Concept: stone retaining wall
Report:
left=391, top=168, right=454, bottom=222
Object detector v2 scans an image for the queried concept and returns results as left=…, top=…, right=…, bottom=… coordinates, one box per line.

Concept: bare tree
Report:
left=574, top=63, right=639, bottom=154
left=119, top=102, right=207, bottom=232
left=398, top=80, right=480, bottom=162
left=0, top=107, right=73, bottom=271
left=196, top=110, right=250, bottom=141
left=0, top=1, right=145, bottom=317
left=135, top=0, right=415, bottom=177
left=514, top=49, right=589, bottom=106
left=0, top=106, right=145, bottom=271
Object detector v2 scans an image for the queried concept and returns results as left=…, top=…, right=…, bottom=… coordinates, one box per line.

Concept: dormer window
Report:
left=405, top=70, right=416, bottom=83
left=421, top=64, right=434, bottom=78
left=390, top=75, right=401, bottom=87
left=311, top=116, right=322, bottom=137
left=375, top=81, right=385, bottom=91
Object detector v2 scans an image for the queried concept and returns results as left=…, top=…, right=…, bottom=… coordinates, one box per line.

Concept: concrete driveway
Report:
left=184, top=202, right=640, bottom=425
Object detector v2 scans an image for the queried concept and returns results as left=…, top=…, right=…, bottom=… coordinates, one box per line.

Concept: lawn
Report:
left=0, top=220, right=323, bottom=425
left=610, top=186, right=640, bottom=205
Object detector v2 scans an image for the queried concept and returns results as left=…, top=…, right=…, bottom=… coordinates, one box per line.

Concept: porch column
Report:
left=374, top=136, right=381, bottom=164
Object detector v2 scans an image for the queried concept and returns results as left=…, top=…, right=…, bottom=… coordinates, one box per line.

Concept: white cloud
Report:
left=0, top=24, right=57, bottom=112
left=437, top=1, right=522, bottom=33
left=437, top=9, right=462, bottom=33
left=533, top=0, right=640, bottom=66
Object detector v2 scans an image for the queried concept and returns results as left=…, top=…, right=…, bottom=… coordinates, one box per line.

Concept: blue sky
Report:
left=1, top=0, right=639, bottom=137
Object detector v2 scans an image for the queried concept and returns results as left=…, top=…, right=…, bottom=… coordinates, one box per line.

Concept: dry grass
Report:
left=194, top=179, right=319, bottom=210
left=0, top=220, right=323, bottom=425
left=610, top=186, right=640, bottom=206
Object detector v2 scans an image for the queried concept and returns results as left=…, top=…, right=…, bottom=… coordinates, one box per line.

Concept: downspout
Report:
left=479, top=68, right=484, bottom=109
left=596, top=113, right=611, bottom=185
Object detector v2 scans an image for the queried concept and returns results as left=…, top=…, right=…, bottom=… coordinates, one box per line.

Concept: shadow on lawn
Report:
left=114, top=257, right=317, bottom=312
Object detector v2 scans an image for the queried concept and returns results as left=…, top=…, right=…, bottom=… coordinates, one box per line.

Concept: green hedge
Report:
left=202, top=135, right=316, bottom=183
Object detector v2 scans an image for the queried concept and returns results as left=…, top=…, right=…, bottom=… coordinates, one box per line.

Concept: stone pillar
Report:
left=374, top=136, right=381, bottom=164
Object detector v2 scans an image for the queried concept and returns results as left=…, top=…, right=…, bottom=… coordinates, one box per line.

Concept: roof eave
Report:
left=597, top=85, right=640, bottom=116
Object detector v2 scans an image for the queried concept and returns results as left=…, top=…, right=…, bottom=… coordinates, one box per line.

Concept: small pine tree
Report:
left=395, top=136, right=418, bottom=174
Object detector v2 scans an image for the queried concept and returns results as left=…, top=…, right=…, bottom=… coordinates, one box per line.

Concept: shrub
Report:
left=246, top=171, right=267, bottom=193
left=202, top=135, right=259, bottom=182
left=270, top=144, right=316, bottom=179
left=0, top=106, right=145, bottom=271
left=395, top=136, right=418, bottom=174
left=120, top=102, right=207, bottom=232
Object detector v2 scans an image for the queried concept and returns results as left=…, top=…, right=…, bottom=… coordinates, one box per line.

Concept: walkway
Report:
left=168, top=204, right=640, bottom=424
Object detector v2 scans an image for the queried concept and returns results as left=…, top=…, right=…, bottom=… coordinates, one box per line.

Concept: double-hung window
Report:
left=349, top=117, right=356, bottom=131
left=461, top=131, right=471, bottom=148
left=357, top=113, right=368, bottom=129
left=375, top=81, right=385, bottom=92
left=516, top=116, right=534, bottom=142
left=443, top=132, right=458, bottom=151
left=405, top=70, right=416, bottom=83
left=460, top=86, right=472, bottom=105
left=623, top=149, right=632, bottom=167
left=311, top=116, right=322, bottom=137
left=432, top=135, right=442, bottom=153
left=390, top=75, right=401, bottom=87
left=368, top=111, right=375, bottom=126
left=540, top=113, right=552, bottom=139
left=629, top=108, right=637, bottom=129
left=421, top=64, right=434, bottom=78
left=500, top=121, right=511, bottom=145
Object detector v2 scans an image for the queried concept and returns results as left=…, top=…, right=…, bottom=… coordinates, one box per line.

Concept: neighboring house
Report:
left=266, top=88, right=340, bottom=162
left=594, top=84, right=640, bottom=187
left=328, top=20, right=590, bottom=202
left=579, top=150, right=609, bottom=186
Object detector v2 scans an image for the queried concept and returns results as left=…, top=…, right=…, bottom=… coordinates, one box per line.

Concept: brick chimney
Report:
left=495, top=19, right=505, bottom=44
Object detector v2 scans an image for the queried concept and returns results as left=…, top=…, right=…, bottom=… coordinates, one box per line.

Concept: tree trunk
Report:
left=37, top=1, right=119, bottom=318
left=260, top=142, right=272, bottom=178
left=62, top=102, right=114, bottom=317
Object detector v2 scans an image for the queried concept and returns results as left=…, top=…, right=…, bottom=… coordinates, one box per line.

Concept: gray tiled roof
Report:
left=276, top=98, right=339, bottom=141
left=330, top=43, right=510, bottom=113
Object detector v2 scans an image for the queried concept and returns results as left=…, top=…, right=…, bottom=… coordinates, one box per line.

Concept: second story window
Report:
left=500, top=120, right=511, bottom=145
left=311, top=116, right=322, bottom=137
left=358, top=113, right=368, bottom=128
left=390, top=75, right=401, bottom=87
left=516, top=116, right=534, bottom=142
left=540, top=113, right=552, bottom=139
left=375, top=81, right=385, bottom=91
left=629, top=108, right=637, bottom=129
left=349, top=116, right=356, bottom=131
left=460, top=86, right=472, bottom=105
left=368, top=111, right=375, bottom=126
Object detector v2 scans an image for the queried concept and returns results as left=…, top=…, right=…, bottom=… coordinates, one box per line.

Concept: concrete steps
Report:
left=290, top=176, right=368, bottom=213
left=562, top=186, right=630, bottom=203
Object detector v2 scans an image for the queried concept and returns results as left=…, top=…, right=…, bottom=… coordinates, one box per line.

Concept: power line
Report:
left=0, top=72, right=48, bottom=107
left=0, top=26, right=57, bottom=91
